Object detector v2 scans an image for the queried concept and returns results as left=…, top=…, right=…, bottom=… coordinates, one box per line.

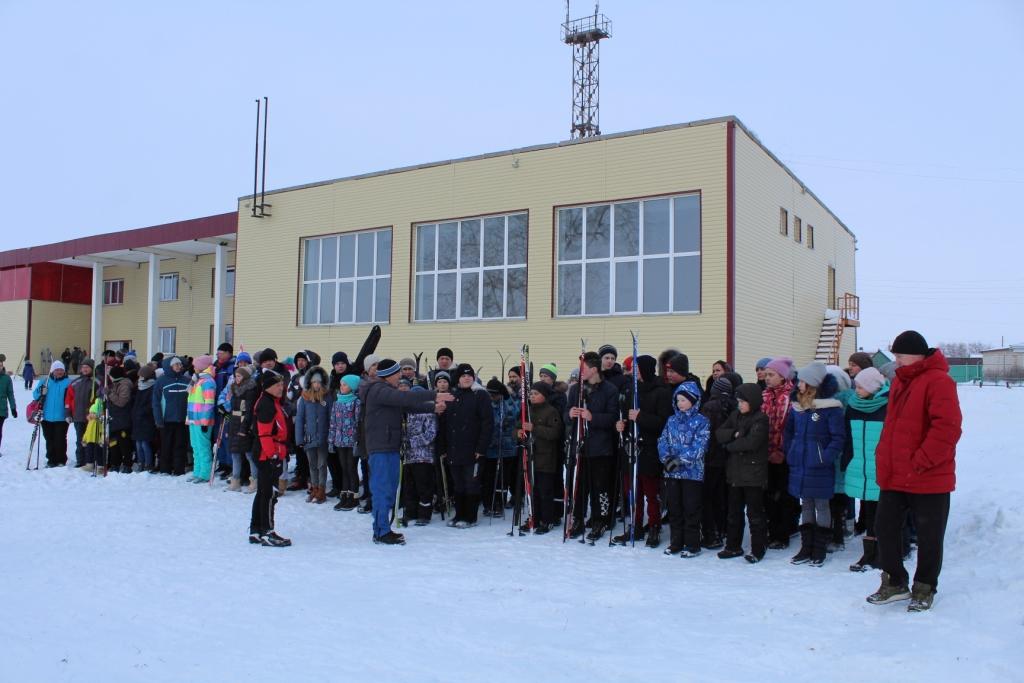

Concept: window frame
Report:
left=103, top=278, right=124, bottom=306
left=806, top=224, right=815, bottom=249
left=298, top=226, right=393, bottom=327
left=211, top=267, right=236, bottom=298
left=779, top=208, right=789, bottom=236
left=159, top=273, right=179, bottom=302
left=553, top=192, right=702, bottom=318
left=158, top=327, right=176, bottom=354
left=794, top=216, right=803, bottom=244
left=411, top=210, right=529, bottom=323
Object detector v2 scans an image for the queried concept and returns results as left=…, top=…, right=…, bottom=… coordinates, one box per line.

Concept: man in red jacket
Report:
left=867, top=330, right=962, bottom=612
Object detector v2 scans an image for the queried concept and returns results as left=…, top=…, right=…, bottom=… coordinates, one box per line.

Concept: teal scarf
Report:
left=847, top=383, right=890, bottom=413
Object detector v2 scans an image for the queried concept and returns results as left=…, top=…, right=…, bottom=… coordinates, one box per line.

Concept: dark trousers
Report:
left=294, top=445, right=309, bottom=482
left=859, top=500, right=878, bottom=536
left=701, top=465, right=728, bottom=541
left=250, top=458, right=283, bottom=535
left=665, top=478, right=703, bottom=551
left=107, top=430, right=133, bottom=471
left=41, top=420, right=69, bottom=465
left=634, top=474, right=663, bottom=529
left=73, top=421, right=87, bottom=465
left=726, top=485, right=767, bottom=556
left=876, top=490, right=950, bottom=590
left=572, top=455, right=615, bottom=528
left=534, top=471, right=559, bottom=525
left=359, top=451, right=371, bottom=501
left=765, top=462, right=799, bottom=542
left=326, top=448, right=342, bottom=490
left=159, top=422, right=188, bottom=475
left=450, top=460, right=482, bottom=523
left=482, top=457, right=516, bottom=512
left=402, top=462, right=436, bottom=522
left=336, top=447, right=358, bottom=493
left=0, top=416, right=5, bottom=452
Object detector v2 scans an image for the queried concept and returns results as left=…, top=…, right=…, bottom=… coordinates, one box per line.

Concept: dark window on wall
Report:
left=301, top=228, right=392, bottom=325
left=211, top=267, right=236, bottom=297
left=413, top=212, right=527, bottom=321
left=779, top=208, right=789, bottom=236
left=209, top=324, right=234, bottom=354
left=807, top=225, right=815, bottom=249
left=556, top=193, right=701, bottom=316
left=158, top=327, right=176, bottom=354
left=794, top=217, right=803, bottom=244
left=103, top=279, right=124, bottom=305
left=160, top=273, right=179, bottom=301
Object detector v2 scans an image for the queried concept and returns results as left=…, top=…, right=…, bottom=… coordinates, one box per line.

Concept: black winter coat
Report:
left=628, top=381, right=672, bottom=477
left=701, top=395, right=735, bottom=468
left=528, top=400, right=563, bottom=474
left=716, top=409, right=770, bottom=488
left=131, top=386, right=157, bottom=442
left=442, top=386, right=493, bottom=466
left=227, top=378, right=258, bottom=455
left=565, top=378, right=619, bottom=458
left=108, top=377, right=134, bottom=433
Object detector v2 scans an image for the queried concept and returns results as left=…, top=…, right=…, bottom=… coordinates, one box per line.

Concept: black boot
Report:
left=809, top=526, right=830, bottom=566
left=645, top=525, right=660, bottom=549
left=850, top=538, right=878, bottom=572
left=790, top=524, right=814, bottom=565
left=585, top=520, right=607, bottom=543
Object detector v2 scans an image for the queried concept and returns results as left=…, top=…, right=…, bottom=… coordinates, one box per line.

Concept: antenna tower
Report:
left=562, top=2, right=612, bottom=139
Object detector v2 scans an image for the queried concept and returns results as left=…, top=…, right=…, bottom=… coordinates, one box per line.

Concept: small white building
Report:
left=981, top=344, right=1024, bottom=380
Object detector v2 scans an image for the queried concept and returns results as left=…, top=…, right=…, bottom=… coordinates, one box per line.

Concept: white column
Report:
left=212, top=243, right=226, bottom=352
left=146, top=253, right=160, bottom=361
left=90, top=262, right=103, bottom=358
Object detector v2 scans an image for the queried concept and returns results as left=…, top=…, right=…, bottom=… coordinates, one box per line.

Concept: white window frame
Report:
left=212, top=267, right=236, bottom=297
left=555, top=193, right=701, bottom=317
left=413, top=212, right=528, bottom=322
left=159, top=273, right=179, bottom=302
left=300, top=227, right=392, bottom=326
left=158, top=327, right=176, bottom=354
left=103, top=278, right=124, bottom=306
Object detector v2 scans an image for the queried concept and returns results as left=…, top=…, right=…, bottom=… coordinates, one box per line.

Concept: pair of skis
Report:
left=563, top=339, right=588, bottom=542
left=510, top=345, right=535, bottom=536
left=25, top=412, right=42, bottom=470
left=611, top=331, right=641, bottom=547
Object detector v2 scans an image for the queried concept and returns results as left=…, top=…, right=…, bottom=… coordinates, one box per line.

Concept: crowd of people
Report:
left=6, top=329, right=963, bottom=612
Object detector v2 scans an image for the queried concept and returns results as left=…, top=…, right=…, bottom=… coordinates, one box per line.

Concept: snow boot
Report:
left=679, top=547, right=702, bottom=558
left=790, top=524, right=814, bottom=565
left=246, top=479, right=257, bottom=494
left=373, top=531, right=406, bottom=545
left=586, top=521, right=607, bottom=543
left=809, top=526, right=830, bottom=566
left=326, top=487, right=340, bottom=498
left=227, top=478, right=241, bottom=492
left=717, top=547, right=745, bottom=560
left=305, top=486, right=317, bottom=503
left=645, top=526, right=660, bottom=549
left=287, top=476, right=307, bottom=492
left=701, top=533, right=724, bottom=550
left=907, top=582, right=935, bottom=612
left=866, top=572, right=911, bottom=605
left=315, top=486, right=327, bottom=504
left=533, top=522, right=551, bottom=535
left=259, top=531, right=292, bottom=548
left=849, top=538, right=878, bottom=572
left=744, top=551, right=764, bottom=564
left=277, top=478, right=287, bottom=496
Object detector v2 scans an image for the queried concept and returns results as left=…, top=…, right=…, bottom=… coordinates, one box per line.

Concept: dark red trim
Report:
left=25, top=299, right=32, bottom=362
left=0, top=212, right=238, bottom=269
left=726, top=121, right=736, bottom=368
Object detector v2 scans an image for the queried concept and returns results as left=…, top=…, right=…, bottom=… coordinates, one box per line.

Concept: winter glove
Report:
left=663, top=457, right=683, bottom=473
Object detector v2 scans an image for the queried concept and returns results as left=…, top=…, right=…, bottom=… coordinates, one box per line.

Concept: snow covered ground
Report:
left=0, top=383, right=1020, bottom=682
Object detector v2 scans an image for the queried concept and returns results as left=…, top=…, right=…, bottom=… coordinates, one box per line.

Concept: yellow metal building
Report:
left=233, top=116, right=858, bottom=377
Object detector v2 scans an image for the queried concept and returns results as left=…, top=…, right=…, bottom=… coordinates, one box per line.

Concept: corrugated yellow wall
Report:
left=0, top=300, right=29, bottom=365
left=733, top=128, right=857, bottom=373
left=100, top=252, right=235, bottom=356
left=30, top=300, right=90, bottom=364
left=235, top=123, right=729, bottom=374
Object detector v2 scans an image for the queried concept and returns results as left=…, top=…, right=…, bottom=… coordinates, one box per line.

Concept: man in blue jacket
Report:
left=153, top=357, right=190, bottom=475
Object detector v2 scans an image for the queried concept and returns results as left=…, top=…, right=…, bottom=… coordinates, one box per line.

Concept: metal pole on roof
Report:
left=252, top=99, right=260, bottom=217
left=260, top=96, right=269, bottom=216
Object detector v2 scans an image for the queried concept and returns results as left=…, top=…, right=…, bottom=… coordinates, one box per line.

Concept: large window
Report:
left=103, top=279, right=124, bottom=305
left=556, top=194, right=701, bottom=316
left=158, top=327, right=176, bottom=354
left=160, top=273, right=179, bottom=302
left=413, top=212, right=527, bottom=322
left=301, top=228, right=392, bottom=325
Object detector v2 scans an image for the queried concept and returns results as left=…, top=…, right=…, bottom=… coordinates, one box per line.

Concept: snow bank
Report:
left=0, top=384, right=1020, bottom=682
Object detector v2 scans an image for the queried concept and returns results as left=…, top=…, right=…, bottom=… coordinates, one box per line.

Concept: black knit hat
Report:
left=217, top=342, right=233, bottom=354
left=486, top=377, right=509, bottom=398
left=531, top=381, right=552, bottom=398
left=736, top=383, right=763, bottom=411
left=258, top=369, right=284, bottom=391
left=294, top=351, right=308, bottom=363
left=598, top=344, right=618, bottom=359
left=259, top=348, right=278, bottom=363
left=432, top=370, right=451, bottom=387
left=507, top=366, right=521, bottom=377
left=668, top=353, right=690, bottom=376
left=453, top=363, right=475, bottom=381
left=848, top=352, right=873, bottom=371
left=891, top=330, right=929, bottom=355
left=377, top=359, right=401, bottom=378
left=331, top=351, right=350, bottom=366
left=710, top=376, right=734, bottom=398
left=636, top=355, right=657, bottom=383
left=437, top=347, right=454, bottom=361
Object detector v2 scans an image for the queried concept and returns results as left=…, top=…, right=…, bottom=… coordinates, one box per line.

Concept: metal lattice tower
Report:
left=562, top=3, right=612, bottom=139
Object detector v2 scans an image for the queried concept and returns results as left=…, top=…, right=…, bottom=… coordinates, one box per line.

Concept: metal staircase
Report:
left=814, top=293, right=860, bottom=364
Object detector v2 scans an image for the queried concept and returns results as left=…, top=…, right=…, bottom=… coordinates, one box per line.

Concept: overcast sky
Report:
left=2, top=1, right=1021, bottom=351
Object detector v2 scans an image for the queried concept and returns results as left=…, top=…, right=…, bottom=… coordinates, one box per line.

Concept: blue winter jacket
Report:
left=487, top=396, right=520, bottom=459
left=784, top=374, right=846, bottom=500
left=152, top=359, right=190, bottom=426
left=32, top=374, right=71, bottom=422
left=657, top=382, right=711, bottom=481
left=295, top=394, right=331, bottom=449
